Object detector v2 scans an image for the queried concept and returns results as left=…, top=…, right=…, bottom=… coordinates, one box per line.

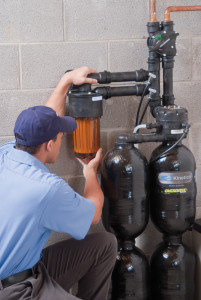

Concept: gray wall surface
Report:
left=0, top=0, right=201, bottom=257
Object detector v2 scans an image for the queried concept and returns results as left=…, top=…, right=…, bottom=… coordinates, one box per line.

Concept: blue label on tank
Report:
left=161, top=175, right=172, bottom=181
left=158, top=171, right=193, bottom=185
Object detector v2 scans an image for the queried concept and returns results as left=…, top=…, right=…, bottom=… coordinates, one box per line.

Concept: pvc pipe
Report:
left=133, top=124, right=147, bottom=134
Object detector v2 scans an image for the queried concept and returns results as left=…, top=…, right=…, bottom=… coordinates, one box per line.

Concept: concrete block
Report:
left=192, top=227, right=201, bottom=300
left=0, top=45, right=19, bottom=90
left=106, top=128, right=131, bottom=150
left=138, top=113, right=161, bottom=161
left=156, top=0, right=201, bottom=37
left=0, top=0, right=63, bottom=42
left=101, top=96, right=143, bottom=129
left=195, top=164, right=201, bottom=207
left=48, top=128, right=108, bottom=178
left=109, top=40, right=148, bottom=72
left=64, top=0, right=149, bottom=41
left=182, top=230, right=193, bottom=249
left=187, top=124, right=201, bottom=165
left=47, top=133, right=83, bottom=177
left=174, top=81, right=201, bottom=122
left=100, top=130, right=108, bottom=158
left=174, top=38, right=192, bottom=81
left=136, top=220, right=162, bottom=257
left=0, top=90, right=52, bottom=136
left=196, top=207, right=201, bottom=219
left=48, top=130, right=108, bottom=178
left=89, top=219, right=105, bottom=234
left=0, top=136, right=15, bottom=146
left=45, top=221, right=103, bottom=248
left=68, top=176, right=85, bottom=195
left=192, top=37, right=201, bottom=80
left=45, top=231, right=70, bottom=248
left=138, top=142, right=160, bottom=162
left=21, top=43, right=107, bottom=89
left=137, top=222, right=193, bottom=258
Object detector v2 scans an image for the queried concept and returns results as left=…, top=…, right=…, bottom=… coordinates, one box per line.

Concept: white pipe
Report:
left=133, top=124, right=147, bottom=134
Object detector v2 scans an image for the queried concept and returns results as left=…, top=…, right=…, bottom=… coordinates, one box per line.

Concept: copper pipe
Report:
left=150, top=0, right=157, bottom=22
left=164, top=6, right=201, bottom=22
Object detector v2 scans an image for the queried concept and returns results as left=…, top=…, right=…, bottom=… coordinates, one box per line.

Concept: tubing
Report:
left=94, top=84, right=147, bottom=99
left=161, top=22, right=176, bottom=106
left=133, top=124, right=147, bottom=134
left=164, top=6, right=201, bottom=22
left=147, top=22, right=161, bottom=116
left=88, top=69, right=149, bottom=84
left=127, top=133, right=164, bottom=144
left=149, top=0, right=157, bottom=22
left=162, top=61, right=174, bottom=106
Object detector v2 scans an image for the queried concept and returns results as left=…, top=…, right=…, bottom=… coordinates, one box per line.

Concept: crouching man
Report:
left=0, top=66, right=117, bottom=300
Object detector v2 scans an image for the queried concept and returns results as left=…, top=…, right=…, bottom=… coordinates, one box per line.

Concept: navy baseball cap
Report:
left=14, top=106, right=77, bottom=146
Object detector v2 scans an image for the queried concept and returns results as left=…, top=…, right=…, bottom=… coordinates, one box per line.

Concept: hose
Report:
left=135, top=88, right=147, bottom=126
left=150, top=124, right=190, bottom=163
left=138, top=99, right=151, bottom=125
left=135, top=73, right=156, bottom=126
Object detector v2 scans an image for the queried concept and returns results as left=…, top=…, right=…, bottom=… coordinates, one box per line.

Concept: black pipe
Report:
left=162, top=57, right=175, bottom=105
left=93, top=84, right=147, bottom=99
left=147, top=22, right=161, bottom=116
left=124, top=133, right=164, bottom=144
left=161, top=21, right=178, bottom=106
left=88, top=69, right=149, bottom=84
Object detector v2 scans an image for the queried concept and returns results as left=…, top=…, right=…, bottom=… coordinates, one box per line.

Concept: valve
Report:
left=147, top=30, right=179, bottom=57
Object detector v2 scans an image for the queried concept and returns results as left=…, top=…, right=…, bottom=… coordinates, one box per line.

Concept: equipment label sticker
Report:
left=158, top=171, right=193, bottom=185
left=171, top=129, right=184, bottom=135
left=92, top=96, right=103, bottom=101
left=164, top=188, right=187, bottom=194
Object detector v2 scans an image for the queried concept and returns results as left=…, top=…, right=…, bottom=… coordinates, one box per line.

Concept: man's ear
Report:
left=46, top=140, right=53, bottom=152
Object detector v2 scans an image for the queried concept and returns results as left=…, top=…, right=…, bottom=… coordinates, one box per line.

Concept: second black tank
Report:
left=150, top=235, right=196, bottom=300
left=149, top=141, right=196, bottom=235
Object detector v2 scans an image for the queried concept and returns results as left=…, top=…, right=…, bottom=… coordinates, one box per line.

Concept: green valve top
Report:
left=156, top=34, right=162, bottom=41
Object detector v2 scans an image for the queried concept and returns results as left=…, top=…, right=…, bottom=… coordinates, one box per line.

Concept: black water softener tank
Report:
left=150, top=235, right=196, bottom=300
left=101, top=135, right=150, bottom=300
left=149, top=106, right=196, bottom=299
left=149, top=106, right=196, bottom=234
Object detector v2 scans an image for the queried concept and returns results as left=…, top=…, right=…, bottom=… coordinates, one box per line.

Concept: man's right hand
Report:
left=77, top=148, right=102, bottom=179
left=61, top=66, right=98, bottom=88
left=77, top=148, right=104, bottom=224
left=45, top=66, right=98, bottom=116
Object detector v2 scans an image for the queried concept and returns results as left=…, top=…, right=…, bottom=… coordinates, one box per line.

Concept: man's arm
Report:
left=77, top=149, right=104, bottom=225
left=45, top=66, right=97, bottom=116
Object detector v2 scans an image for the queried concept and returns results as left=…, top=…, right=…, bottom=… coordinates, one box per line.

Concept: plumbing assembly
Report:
left=68, top=1, right=201, bottom=299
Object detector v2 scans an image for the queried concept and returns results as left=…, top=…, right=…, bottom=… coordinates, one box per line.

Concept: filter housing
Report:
left=68, top=85, right=103, bottom=158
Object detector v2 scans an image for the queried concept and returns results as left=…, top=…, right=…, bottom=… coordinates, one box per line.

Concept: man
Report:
left=0, top=66, right=117, bottom=300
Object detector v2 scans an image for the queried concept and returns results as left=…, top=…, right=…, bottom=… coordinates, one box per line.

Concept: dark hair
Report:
left=15, top=135, right=57, bottom=155
left=15, top=142, right=42, bottom=155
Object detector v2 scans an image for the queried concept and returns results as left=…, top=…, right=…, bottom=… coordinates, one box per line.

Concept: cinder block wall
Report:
left=0, top=0, right=201, bottom=257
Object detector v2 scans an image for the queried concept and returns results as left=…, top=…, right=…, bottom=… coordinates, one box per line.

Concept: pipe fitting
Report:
left=164, top=5, right=201, bottom=22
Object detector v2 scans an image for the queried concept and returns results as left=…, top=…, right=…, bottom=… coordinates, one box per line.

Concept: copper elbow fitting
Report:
left=164, top=6, right=201, bottom=22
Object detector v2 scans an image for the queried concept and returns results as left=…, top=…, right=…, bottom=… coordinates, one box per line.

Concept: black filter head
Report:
left=68, top=91, right=103, bottom=118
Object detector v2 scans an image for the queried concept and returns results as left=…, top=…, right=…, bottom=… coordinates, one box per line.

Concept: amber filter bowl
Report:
left=73, top=117, right=100, bottom=159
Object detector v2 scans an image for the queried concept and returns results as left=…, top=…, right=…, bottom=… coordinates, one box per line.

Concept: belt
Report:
left=1, top=268, right=33, bottom=289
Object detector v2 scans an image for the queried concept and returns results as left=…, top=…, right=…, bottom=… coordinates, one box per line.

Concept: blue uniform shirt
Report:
left=0, top=142, right=95, bottom=280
